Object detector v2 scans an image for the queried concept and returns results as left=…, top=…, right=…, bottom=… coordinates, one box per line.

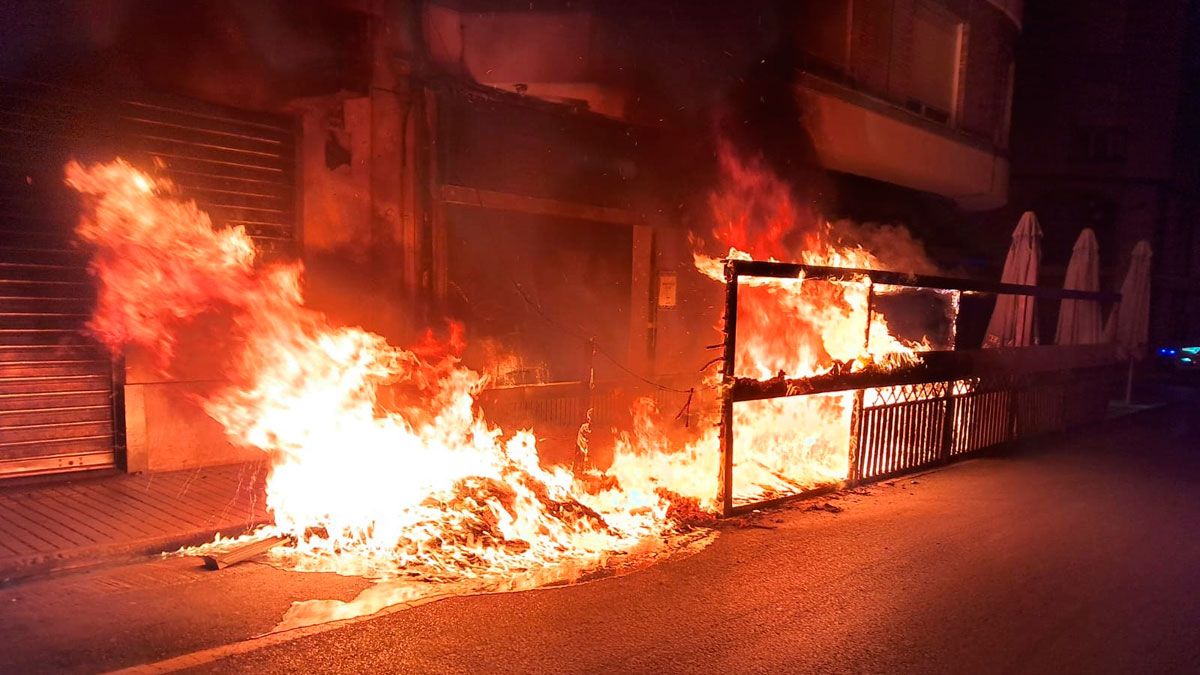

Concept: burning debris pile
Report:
left=68, top=159, right=680, bottom=581
left=67, top=145, right=938, bottom=590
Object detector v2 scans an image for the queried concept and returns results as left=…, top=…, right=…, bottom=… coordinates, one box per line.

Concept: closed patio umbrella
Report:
left=984, top=211, right=1042, bottom=347
left=1105, top=240, right=1153, bottom=402
left=1055, top=228, right=1102, bottom=345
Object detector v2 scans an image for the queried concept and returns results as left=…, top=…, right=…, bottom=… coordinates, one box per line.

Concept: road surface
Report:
left=2, top=388, right=1198, bottom=674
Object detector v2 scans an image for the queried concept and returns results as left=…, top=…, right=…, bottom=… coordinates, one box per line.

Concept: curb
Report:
left=0, top=518, right=271, bottom=587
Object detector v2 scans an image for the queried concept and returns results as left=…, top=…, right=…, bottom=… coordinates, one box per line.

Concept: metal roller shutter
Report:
left=0, top=78, right=296, bottom=478
left=114, top=97, right=298, bottom=256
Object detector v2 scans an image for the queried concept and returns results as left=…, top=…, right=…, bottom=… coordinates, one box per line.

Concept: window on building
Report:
left=1070, top=126, right=1128, bottom=163
left=906, top=2, right=963, bottom=124
left=997, top=59, right=1015, bottom=148
left=798, top=1, right=995, bottom=137
left=795, top=0, right=852, bottom=79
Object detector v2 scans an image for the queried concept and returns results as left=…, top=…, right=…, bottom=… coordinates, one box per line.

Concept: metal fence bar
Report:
left=719, top=257, right=1125, bottom=515
left=846, top=281, right=874, bottom=494
left=730, top=345, right=1120, bottom=402
left=718, top=260, right=739, bottom=517
left=729, top=259, right=1121, bottom=302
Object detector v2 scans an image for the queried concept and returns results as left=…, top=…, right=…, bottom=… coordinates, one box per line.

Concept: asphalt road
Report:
left=3, top=388, right=1199, bottom=674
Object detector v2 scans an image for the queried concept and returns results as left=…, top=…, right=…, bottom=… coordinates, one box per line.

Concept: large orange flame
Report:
left=608, top=146, right=936, bottom=507
left=68, top=159, right=676, bottom=581
left=68, top=146, right=939, bottom=584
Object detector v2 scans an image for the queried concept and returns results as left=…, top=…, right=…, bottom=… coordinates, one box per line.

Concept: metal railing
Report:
left=717, top=259, right=1123, bottom=516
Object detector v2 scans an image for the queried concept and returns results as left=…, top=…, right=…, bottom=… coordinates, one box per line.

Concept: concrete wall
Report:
left=423, top=4, right=630, bottom=119
left=293, top=95, right=413, bottom=338
left=122, top=349, right=257, bottom=474
left=125, top=92, right=391, bottom=473
left=122, top=0, right=1030, bottom=471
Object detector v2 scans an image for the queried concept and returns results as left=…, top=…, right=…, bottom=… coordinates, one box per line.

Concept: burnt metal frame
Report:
left=716, top=258, right=1121, bottom=516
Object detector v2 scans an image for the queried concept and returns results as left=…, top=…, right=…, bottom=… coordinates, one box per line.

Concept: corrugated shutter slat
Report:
left=0, top=77, right=296, bottom=478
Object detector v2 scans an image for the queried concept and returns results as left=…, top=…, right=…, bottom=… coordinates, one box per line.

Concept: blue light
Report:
left=1160, top=348, right=1177, bottom=355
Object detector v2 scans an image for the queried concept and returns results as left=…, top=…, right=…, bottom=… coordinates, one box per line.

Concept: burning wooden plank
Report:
left=201, top=535, right=293, bottom=571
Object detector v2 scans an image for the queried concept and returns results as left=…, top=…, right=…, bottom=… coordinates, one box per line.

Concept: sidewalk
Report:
left=0, top=462, right=270, bottom=584
left=0, top=383, right=1180, bottom=588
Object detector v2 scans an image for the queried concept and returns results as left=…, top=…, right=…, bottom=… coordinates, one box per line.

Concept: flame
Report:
left=694, top=146, right=927, bottom=378
left=67, top=159, right=678, bottom=582
left=67, top=144, right=943, bottom=604
left=608, top=146, right=936, bottom=508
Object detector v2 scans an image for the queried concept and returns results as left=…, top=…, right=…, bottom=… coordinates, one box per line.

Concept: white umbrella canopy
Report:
left=984, top=211, right=1042, bottom=347
left=1105, top=240, right=1153, bottom=359
left=1055, top=228, right=1103, bottom=345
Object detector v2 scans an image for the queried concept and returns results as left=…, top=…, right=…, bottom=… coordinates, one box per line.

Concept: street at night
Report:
left=5, top=1, right=1200, bottom=673
left=4, top=387, right=1198, bottom=674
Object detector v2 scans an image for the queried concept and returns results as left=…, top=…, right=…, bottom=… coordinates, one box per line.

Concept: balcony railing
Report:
left=715, top=259, right=1122, bottom=515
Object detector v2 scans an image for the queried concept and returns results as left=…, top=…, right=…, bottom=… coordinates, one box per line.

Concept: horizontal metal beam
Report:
left=730, top=344, right=1121, bottom=402
left=440, top=184, right=672, bottom=228
left=476, top=380, right=588, bottom=405
left=728, top=259, right=1121, bottom=302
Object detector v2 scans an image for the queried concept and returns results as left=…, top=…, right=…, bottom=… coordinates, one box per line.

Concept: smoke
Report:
left=3, top=0, right=368, bottom=109
left=695, top=143, right=942, bottom=278
left=828, top=219, right=941, bottom=277
left=720, top=50, right=831, bottom=218
left=704, top=0, right=942, bottom=281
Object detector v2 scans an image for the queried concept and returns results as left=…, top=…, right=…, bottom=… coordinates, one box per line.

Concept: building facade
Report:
left=1005, top=0, right=1200, bottom=345
left=0, top=0, right=1023, bottom=478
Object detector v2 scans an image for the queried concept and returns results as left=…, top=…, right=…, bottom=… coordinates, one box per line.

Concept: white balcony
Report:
left=799, top=76, right=1010, bottom=210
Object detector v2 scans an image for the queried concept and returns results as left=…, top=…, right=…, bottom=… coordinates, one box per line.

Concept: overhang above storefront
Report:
left=800, top=79, right=1010, bottom=211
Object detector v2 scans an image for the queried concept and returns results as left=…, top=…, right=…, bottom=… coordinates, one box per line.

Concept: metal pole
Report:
left=941, top=286, right=960, bottom=463
left=939, top=382, right=956, bottom=465
left=848, top=281, right=873, bottom=483
left=718, top=261, right=738, bottom=517
left=111, top=353, right=127, bottom=472
left=1124, top=357, right=1134, bottom=404
left=1008, top=375, right=1022, bottom=441
left=573, top=338, right=597, bottom=475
